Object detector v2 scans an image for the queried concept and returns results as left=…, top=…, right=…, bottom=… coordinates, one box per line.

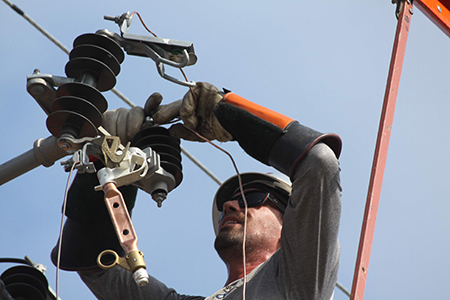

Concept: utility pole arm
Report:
left=0, top=136, right=68, bottom=186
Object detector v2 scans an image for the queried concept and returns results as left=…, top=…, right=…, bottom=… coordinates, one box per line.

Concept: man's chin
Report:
left=214, top=230, right=243, bottom=254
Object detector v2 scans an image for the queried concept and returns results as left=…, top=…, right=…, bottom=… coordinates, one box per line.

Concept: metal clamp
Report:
left=95, top=147, right=152, bottom=191
left=60, top=142, right=97, bottom=173
left=100, top=12, right=197, bottom=87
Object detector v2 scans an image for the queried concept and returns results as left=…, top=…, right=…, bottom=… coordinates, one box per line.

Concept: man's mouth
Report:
left=223, top=220, right=238, bottom=226
left=219, top=214, right=242, bottom=230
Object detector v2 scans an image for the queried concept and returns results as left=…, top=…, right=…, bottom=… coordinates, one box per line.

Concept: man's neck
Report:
left=224, top=252, right=273, bottom=286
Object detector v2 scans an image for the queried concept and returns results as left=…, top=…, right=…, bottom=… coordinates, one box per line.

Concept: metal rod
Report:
left=336, top=281, right=351, bottom=297
left=350, top=1, right=413, bottom=299
left=0, top=136, right=67, bottom=186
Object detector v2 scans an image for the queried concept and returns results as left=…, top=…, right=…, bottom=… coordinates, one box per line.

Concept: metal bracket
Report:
left=92, top=135, right=129, bottom=167
left=104, top=11, right=133, bottom=35
left=60, top=142, right=97, bottom=173
left=392, top=0, right=414, bottom=19
left=100, top=12, right=197, bottom=87
left=60, top=135, right=129, bottom=173
left=94, top=147, right=152, bottom=191
left=26, top=70, right=75, bottom=116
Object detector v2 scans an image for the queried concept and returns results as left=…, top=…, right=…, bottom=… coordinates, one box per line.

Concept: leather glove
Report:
left=152, top=82, right=233, bottom=142
left=145, top=96, right=181, bottom=126
left=102, top=92, right=164, bottom=145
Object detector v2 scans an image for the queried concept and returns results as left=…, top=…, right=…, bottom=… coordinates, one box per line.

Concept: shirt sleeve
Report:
left=277, top=142, right=342, bottom=300
left=78, top=267, right=205, bottom=300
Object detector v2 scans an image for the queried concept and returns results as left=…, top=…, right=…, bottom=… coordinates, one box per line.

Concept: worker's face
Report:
left=214, top=198, right=283, bottom=260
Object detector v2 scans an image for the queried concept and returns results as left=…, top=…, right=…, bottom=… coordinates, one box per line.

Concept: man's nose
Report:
left=222, top=200, right=241, bottom=215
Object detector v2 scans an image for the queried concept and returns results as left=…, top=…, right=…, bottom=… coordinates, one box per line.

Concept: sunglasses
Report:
left=219, top=191, right=286, bottom=223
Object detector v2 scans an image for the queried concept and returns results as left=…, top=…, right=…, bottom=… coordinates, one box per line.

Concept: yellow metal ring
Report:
left=97, top=249, right=119, bottom=270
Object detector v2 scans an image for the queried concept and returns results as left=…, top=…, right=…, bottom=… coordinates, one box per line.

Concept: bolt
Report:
left=438, top=5, right=442, bottom=13
left=59, top=142, right=71, bottom=151
left=103, top=15, right=117, bottom=21
left=152, top=191, right=167, bottom=208
left=409, top=8, right=414, bottom=15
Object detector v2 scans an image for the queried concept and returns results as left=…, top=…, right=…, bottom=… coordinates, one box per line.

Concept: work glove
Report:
left=102, top=92, right=164, bottom=145
left=152, top=82, right=233, bottom=142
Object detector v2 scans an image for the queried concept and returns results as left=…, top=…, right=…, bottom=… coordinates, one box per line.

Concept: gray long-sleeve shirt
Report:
left=79, top=142, right=341, bottom=300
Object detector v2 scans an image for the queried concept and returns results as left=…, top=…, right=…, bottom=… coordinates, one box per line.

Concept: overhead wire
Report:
left=180, top=125, right=249, bottom=300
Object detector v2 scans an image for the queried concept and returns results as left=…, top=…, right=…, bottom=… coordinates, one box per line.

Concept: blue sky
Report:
left=1, top=1, right=450, bottom=299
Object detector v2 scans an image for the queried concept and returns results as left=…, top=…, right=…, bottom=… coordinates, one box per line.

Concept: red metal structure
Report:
left=416, top=0, right=450, bottom=37
left=350, top=0, right=450, bottom=299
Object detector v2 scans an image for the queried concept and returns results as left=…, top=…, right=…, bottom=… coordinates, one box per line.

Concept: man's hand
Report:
left=102, top=92, right=167, bottom=145
left=152, top=82, right=233, bottom=142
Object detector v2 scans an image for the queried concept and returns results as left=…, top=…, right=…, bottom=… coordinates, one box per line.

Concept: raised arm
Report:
left=156, top=82, right=342, bottom=299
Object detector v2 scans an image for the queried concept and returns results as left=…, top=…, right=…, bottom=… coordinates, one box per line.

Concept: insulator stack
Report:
left=0, top=266, right=49, bottom=300
left=46, top=33, right=125, bottom=148
left=132, top=126, right=183, bottom=188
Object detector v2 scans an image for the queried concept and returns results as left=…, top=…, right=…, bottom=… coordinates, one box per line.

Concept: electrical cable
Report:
left=130, top=11, right=158, bottom=37
left=55, top=161, right=80, bottom=300
left=176, top=53, right=249, bottom=298
left=180, top=125, right=249, bottom=300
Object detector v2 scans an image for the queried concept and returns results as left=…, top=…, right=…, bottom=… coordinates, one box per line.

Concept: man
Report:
left=52, top=82, right=342, bottom=299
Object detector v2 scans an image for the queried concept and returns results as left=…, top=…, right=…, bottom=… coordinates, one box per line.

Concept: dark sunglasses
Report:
left=220, top=191, right=285, bottom=217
